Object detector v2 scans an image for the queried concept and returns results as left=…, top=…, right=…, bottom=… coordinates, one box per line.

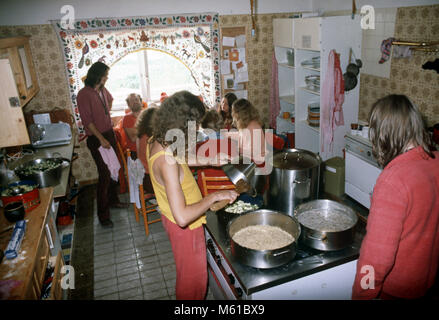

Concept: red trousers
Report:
left=161, top=215, right=207, bottom=300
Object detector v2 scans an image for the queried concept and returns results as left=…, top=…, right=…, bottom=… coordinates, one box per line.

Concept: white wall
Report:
left=0, top=0, right=312, bottom=26
left=312, top=0, right=439, bottom=12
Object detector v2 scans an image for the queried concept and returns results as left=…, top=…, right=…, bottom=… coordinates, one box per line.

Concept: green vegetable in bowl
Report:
left=1, top=184, right=36, bottom=196
left=17, top=159, right=61, bottom=175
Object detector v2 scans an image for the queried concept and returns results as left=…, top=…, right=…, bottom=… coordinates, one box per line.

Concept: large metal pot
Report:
left=267, top=148, right=322, bottom=216
left=294, top=199, right=358, bottom=251
left=228, top=209, right=301, bottom=269
left=14, top=158, right=70, bottom=187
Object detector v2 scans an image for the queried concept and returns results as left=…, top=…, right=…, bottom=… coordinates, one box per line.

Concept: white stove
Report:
left=345, top=133, right=382, bottom=209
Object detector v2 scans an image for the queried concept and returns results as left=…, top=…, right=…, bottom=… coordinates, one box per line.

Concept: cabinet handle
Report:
left=21, top=96, right=27, bottom=100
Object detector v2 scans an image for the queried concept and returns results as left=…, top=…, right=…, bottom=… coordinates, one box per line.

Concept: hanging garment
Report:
left=269, top=52, right=281, bottom=130
left=127, top=156, right=145, bottom=209
left=98, top=146, right=121, bottom=181
left=392, top=45, right=412, bottom=59
left=321, top=50, right=345, bottom=153
left=379, top=37, right=395, bottom=64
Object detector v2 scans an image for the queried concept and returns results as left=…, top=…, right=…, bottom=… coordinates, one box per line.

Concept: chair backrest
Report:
left=198, top=168, right=235, bottom=197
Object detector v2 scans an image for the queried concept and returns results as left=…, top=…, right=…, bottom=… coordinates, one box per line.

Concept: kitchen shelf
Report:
left=278, top=63, right=295, bottom=69
left=276, top=116, right=295, bottom=134
left=299, top=87, right=320, bottom=96
left=280, top=95, right=295, bottom=105
left=299, top=120, right=319, bottom=133
left=302, top=66, right=320, bottom=72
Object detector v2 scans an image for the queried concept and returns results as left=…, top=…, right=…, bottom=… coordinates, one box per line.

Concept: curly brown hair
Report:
left=231, top=98, right=262, bottom=130
left=201, top=109, right=224, bottom=131
left=136, top=106, right=158, bottom=138
left=151, top=91, right=206, bottom=155
left=368, top=94, right=434, bottom=167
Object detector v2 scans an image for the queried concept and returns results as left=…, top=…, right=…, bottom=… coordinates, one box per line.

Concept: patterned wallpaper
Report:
left=1, top=5, right=437, bottom=183
left=358, top=4, right=439, bottom=127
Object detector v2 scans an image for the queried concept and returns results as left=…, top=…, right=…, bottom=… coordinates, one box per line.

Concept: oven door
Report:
left=205, top=231, right=244, bottom=300
left=345, top=150, right=382, bottom=209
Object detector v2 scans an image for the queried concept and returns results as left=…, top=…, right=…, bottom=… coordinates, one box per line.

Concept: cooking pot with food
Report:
left=14, top=157, right=70, bottom=187
left=267, top=148, right=321, bottom=216
left=294, top=199, right=358, bottom=251
left=228, top=209, right=301, bottom=269
left=1, top=180, right=40, bottom=212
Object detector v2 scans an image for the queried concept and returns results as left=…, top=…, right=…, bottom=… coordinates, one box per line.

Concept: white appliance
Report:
left=28, top=122, right=72, bottom=148
left=345, top=133, right=382, bottom=209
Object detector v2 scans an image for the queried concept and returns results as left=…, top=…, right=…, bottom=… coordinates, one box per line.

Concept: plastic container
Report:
left=324, top=157, right=345, bottom=197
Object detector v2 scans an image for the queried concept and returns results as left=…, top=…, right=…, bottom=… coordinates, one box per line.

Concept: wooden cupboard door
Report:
left=273, top=18, right=294, bottom=48
left=48, top=252, right=65, bottom=300
left=293, top=18, right=321, bottom=51
left=0, top=58, right=30, bottom=148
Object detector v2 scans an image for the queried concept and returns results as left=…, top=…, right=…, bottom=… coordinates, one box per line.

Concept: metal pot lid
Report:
left=273, top=149, right=321, bottom=170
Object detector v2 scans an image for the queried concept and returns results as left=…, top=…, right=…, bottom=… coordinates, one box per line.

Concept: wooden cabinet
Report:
left=0, top=36, right=39, bottom=148
left=0, top=188, right=65, bottom=300
left=293, top=17, right=321, bottom=51
left=0, top=36, right=39, bottom=107
left=273, top=18, right=294, bottom=48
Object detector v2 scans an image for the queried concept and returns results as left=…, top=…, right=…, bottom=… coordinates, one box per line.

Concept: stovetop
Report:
left=205, top=209, right=364, bottom=296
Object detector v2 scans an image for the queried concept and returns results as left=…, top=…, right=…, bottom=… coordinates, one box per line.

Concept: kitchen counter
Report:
left=0, top=188, right=55, bottom=299
left=205, top=209, right=365, bottom=297
left=7, top=139, right=74, bottom=199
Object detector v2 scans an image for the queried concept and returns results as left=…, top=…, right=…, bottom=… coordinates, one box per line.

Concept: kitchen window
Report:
left=106, top=49, right=200, bottom=112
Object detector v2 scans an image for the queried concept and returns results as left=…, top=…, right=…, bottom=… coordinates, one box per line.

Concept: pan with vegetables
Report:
left=14, top=157, right=70, bottom=187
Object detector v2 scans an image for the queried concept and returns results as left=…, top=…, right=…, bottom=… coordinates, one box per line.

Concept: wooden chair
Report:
left=115, top=135, right=160, bottom=236
left=198, top=168, right=236, bottom=197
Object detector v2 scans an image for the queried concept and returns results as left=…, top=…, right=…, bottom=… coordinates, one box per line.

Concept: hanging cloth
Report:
left=98, top=146, right=121, bottom=181
left=127, top=156, right=145, bottom=209
left=269, top=52, right=281, bottom=130
left=321, top=50, right=345, bottom=153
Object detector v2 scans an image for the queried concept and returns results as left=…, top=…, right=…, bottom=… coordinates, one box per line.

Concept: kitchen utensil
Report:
left=228, top=209, right=301, bottom=269
left=344, top=48, right=362, bottom=91
left=267, top=149, right=322, bottom=216
left=294, top=199, right=358, bottom=251
left=1, top=180, right=40, bottom=212
left=210, top=160, right=257, bottom=211
left=14, top=157, right=70, bottom=187
left=4, top=201, right=25, bottom=223
left=210, top=178, right=251, bottom=211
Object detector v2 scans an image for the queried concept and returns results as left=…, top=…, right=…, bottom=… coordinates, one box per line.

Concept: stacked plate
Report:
left=301, top=56, right=320, bottom=69
left=305, top=75, right=320, bottom=91
left=307, top=102, right=320, bottom=127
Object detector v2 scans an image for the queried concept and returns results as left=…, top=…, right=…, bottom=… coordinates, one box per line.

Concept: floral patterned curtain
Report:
left=52, top=13, right=220, bottom=141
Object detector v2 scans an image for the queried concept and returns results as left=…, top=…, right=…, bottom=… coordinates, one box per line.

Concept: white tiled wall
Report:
left=361, top=7, right=397, bottom=78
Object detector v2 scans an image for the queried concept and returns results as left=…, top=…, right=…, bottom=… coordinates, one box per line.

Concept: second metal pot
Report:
left=294, top=199, right=358, bottom=251
left=228, top=209, right=301, bottom=269
left=267, top=148, right=322, bottom=217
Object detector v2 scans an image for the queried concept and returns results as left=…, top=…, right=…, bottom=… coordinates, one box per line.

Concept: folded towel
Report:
left=98, top=146, right=121, bottom=181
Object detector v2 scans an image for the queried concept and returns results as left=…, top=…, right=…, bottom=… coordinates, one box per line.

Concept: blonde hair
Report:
left=231, top=99, right=262, bottom=130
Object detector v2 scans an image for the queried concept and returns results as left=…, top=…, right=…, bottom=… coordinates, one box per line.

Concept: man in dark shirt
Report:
left=77, top=62, right=127, bottom=228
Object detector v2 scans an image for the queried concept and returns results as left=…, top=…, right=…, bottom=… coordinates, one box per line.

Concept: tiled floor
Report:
left=92, top=193, right=214, bottom=300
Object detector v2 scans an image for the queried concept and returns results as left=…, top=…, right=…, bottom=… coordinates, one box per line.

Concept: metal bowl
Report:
left=14, top=158, right=69, bottom=187
left=228, top=209, right=301, bottom=269
left=294, top=199, right=358, bottom=251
